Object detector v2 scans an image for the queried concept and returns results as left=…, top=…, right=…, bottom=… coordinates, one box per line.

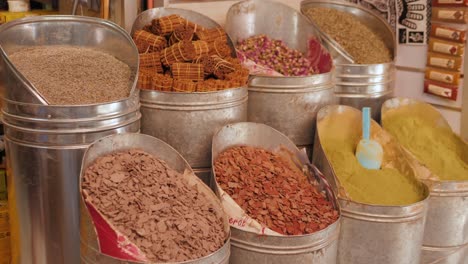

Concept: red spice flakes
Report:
left=214, top=146, right=338, bottom=235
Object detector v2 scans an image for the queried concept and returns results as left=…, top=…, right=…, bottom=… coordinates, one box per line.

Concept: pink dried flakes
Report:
left=82, top=149, right=226, bottom=262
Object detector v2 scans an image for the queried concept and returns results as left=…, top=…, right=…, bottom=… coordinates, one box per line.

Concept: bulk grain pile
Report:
left=319, top=111, right=426, bottom=205
left=133, top=14, right=249, bottom=92
left=82, top=149, right=226, bottom=262
left=305, top=8, right=392, bottom=64
left=214, top=146, right=338, bottom=235
left=9, top=46, right=132, bottom=105
left=383, top=103, right=468, bottom=181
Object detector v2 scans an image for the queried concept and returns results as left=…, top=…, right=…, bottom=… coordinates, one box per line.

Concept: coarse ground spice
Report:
left=305, top=8, right=392, bottom=64
left=319, top=111, right=426, bottom=205
left=82, top=149, right=226, bottom=262
left=383, top=103, right=468, bottom=181
left=214, top=146, right=338, bottom=236
left=8, top=46, right=132, bottom=105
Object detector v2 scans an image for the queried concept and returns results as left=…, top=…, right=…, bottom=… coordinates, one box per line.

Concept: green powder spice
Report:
left=320, top=111, right=426, bottom=206
left=383, top=103, right=468, bottom=181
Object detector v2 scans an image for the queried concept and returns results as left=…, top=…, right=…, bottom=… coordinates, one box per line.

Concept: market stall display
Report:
left=133, top=14, right=249, bottom=93
left=301, top=0, right=396, bottom=121
left=0, top=16, right=141, bottom=264
left=80, top=133, right=230, bottom=263
left=132, top=8, right=247, bottom=184
left=312, top=105, right=429, bottom=263
left=212, top=122, right=340, bottom=264
left=225, top=0, right=336, bottom=156
left=382, top=98, right=468, bottom=263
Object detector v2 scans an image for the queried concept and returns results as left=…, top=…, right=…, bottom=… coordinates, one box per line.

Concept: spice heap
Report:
left=237, top=35, right=316, bottom=76
left=82, top=149, right=226, bottom=262
left=9, top=46, right=132, bottom=105
left=214, top=146, right=338, bottom=235
left=133, top=14, right=249, bottom=92
left=319, top=111, right=426, bottom=205
left=305, top=8, right=392, bottom=64
left=383, top=103, right=468, bottom=181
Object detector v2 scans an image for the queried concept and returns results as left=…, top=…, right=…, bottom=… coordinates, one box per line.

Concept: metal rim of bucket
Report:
left=79, top=238, right=231, bottom=264
left=300, top=0, right=397, bottom=65
left=314, top=105, right=430, bottom=211
left=211, top=122, right=341, bottom=242
left=0, top=15, right=139, bottom=106
left=139, top=88, right=248, bottom=111
left=79, top=133, right=231, bottom=264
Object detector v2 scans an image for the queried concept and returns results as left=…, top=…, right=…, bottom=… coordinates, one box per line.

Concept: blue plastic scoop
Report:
left=356, top=107, right=383, bottom=170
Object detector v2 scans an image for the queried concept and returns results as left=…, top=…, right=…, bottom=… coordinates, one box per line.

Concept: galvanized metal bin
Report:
left=301, top=0, right=396, bottom=121
left=132, top=8, right=248, bottom=175
left=312, top=105, right=430, bottom=264
left=79, top=133, right=230, bottom=264
left=0, top=16, right=141, bottom=264
left=212, top=122, right=341, bottom=264
left=381, top=98, right=468, bottom=264
left=225, top=0, right=337, bottom=149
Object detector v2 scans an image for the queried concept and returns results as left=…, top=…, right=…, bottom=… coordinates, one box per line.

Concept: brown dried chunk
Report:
left=214, top=146, right=339, bottom=235
left=82, top=149, right=226, bottom=262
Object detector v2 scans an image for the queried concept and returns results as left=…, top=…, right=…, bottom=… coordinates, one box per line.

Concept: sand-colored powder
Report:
left=383, top=103, right=468, bottom=181
left=319, top=110, right=426, bottom=205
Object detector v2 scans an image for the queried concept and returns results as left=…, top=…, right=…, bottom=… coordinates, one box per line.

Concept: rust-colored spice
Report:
left=151, top=14, right=185, bottom=36
left=151, top=73, right=173, bottom=91
left=173, top=79, right=197, bottom=92
left=193, top=40, right=210, bottom=59
left=209, top=37, right=232, bottom=58
left=160, top=41, right=196, bottom=67
left=214, top=146, right=338, bottom=235
left=82, top=149, right=226, bottom=262
left=195, top=27, right=227, bottom=44
left=133, top=30, right=167, bottom=52
left=134, top=15, right=249, bottom=92
left=169, top=25, right=195, bottom=45
left=171, top=63, right=204, bottom=82
left=139, top=52, right=163, bottom=73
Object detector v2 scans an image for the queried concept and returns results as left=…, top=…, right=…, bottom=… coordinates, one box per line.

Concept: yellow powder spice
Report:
left=319, top=110, right=426, bottom=206
left=383, top=103, right=468, bottom=181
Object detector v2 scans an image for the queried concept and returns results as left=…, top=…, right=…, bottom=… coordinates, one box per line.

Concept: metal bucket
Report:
left=0, top=16, right=141, bottom=264
left=212, top=122, right=341, bottom=264
left=0, top=15, right=138, bottom=105
left=312, top=105, right=430, bottom=264
left=79, top=133, right=230, bottom=264
left=225, top=0, right=336, bottom=147
left=381, top=98, right=468, bottom=264
left=301, top=0, right=396, bottom=121
left=132, top=8, right=248, bottom=169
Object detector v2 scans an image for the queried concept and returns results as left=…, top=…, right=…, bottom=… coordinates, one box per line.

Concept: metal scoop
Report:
left=356, top=107, right=383, bottom=170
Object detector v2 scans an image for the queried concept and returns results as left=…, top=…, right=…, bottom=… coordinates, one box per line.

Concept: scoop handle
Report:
left=362, top=107, right=371, bottom=140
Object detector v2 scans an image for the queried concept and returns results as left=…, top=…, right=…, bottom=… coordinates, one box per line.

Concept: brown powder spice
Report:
left=9, top=46, right=132, bottom=105
left=305, top=7, right=392, bottom=64
left=82, top=149, right=226, bottom=262
left=214, top=146, right=339, bottom=236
